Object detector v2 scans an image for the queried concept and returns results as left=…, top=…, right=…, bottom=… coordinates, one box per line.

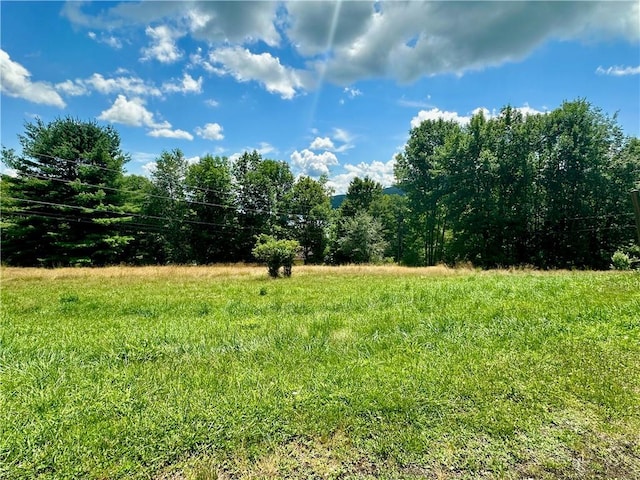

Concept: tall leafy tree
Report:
left=537, top=100, right=636, bottom=268
left=232, top=151, right=294, bottom=260
left=395, top=119, right=462, bottom=265
left=339, top=176, right=384, bottom=218
left=369, top=193, right=408, bottom=262
left=288, top=175, right=333, bottom=263
left=185, top=154, right=236, bottom=263
left=1, top=117, right=130, bottom=266
left=144, top=149, right=191, bottom=264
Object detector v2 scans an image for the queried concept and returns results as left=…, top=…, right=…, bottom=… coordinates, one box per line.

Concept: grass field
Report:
left=1, top=265, right=639, bottom=479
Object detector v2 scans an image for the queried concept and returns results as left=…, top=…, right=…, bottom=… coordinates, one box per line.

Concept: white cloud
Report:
left=147, top=128, right=194, bottom=140
left=185, top=155, right=201, bottom=165
left=291, top=149, right=339, bottom=177
left=411, top=104, right=547, bottom=129
left=1, top=167, right=18, bottom=178
left=310, top=137, right=335, bottom=151
left=162, top=73, right=203, bottom=94
left=131, top=151, right=158, bottom=164
left=208, top=46, right=311, bottom=99
left=87, top=31, right=122, bottom=49
left=596, top=65, right=640, bottom=76
left=140, top=25, right=182, bottom=64
left=63, top=1, right=281, bottom=46
left=84, top=73, right=162, bottom=97
left=0, top=49, right=66, bottom=107
left=297, top=1, right=639, bottom=84
left=328, top=158, right=396, bottom=195
left=56, top=72, right=204, bottom=98
left=205, top=98, right=219, bottom=107
left=333, top=128, right=353, bottom=144
left=187, top=1, right=280, bottom=47
left=513, top=104, right=546, bottom=117
left=411, top=108, right=472, bottom=128
left=344, top=87, right=362, bottom=98
left=142, top=161, right=157, bottom=176
left=98, top=95, right=170, bottom=128
left=228, top=143, right=275, bottom=163
left=256, top=142, right=275, bottom=155
left=55, top=79, right=89, bottom=96
left=195, top=122, right=224, bottom=140
left=330, top=128, right=356, bottom=152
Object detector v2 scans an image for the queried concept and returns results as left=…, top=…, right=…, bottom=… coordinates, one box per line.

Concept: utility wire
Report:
left=3, top=197, right=255, bottom=231
left=8, top=152, right=315, bottom=218
left=8, top=172, right=301, bottom=217
left=6, top=208, right=168, bottom=233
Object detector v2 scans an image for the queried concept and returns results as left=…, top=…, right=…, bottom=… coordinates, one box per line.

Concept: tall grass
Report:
left=1, top=266, right=638, bottom=479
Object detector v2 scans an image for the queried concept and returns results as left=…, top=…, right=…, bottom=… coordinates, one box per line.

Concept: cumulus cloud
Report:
left=291, top=149, right=339, bottom=177
left=299, top=1, right=639, bottom=84
left=187, top=1, right=280, bottom=46
left=410, top=108, right=472, bottom=128
left=596, top=65, right=640, bottom=76
left=205, top=98, right=219, bottom=107
left=140, top=25, right=183, bottom=63
left=228, top=143, right=276, bottom=163
left=207, top=46, right=311, bottom=99
left=310, top=137, right=335, bottom=151
left=57, top=72, right=204, bottom=98
left=0, top=49, right=66, bottom=107
left=147, top=128, right=193, bottom=140
left=63, top=1, right=280, bottom=47
left=98, top=95, right=170, bottom=128
left=286, top=1, right=375, bottom=56
left=55, top=79, right=89, bottom=96
left=162, top=73, right=203, bottom=94
left=84, top=73, right=162, bottom=96
left=410, top=104, right=547, bottom=129
left=195, top=122, right=224, bottom=140
left=328, top=158, right=396, bottom=195
left=62, top=1, right=638, bottom=90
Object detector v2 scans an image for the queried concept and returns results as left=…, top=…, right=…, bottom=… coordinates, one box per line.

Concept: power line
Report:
left=10, top=152, right=315, bottom=218
left=8, top=172, right=300, bottom=216
left=3, top=197, right=254, bottom=231
left=5, top=208, right=168, bottom=234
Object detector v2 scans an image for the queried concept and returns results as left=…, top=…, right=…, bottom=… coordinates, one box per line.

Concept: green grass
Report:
left=1, top=266, right=639, bottom=479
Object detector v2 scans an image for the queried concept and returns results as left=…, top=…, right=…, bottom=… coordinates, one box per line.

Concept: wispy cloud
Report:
left=596, top=65, right=640, bottom=76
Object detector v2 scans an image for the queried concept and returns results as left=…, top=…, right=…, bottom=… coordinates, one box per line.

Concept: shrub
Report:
left=252, top=235, right=300, bottom=278
left=611, top=250, right=632, bottom=270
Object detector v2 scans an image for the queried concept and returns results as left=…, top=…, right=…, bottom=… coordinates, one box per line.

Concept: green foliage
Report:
left=185, top=154, right=236, bottom=263
left=611, top=250, right=634, bottom=270
left=332, top=211, right=388, bottom=264
left=233, top=151, right=295, bottom=260
left=1, top=117, right=130, bottom=266
left=397, top=100, right=640, bottom=268
left=287, top=175, right=333, bottom=263
left=252, top=234, right=300, bottom=277
left=144, top=149, right=191, bottom=264
left=339, top=176, right=384, bottom=217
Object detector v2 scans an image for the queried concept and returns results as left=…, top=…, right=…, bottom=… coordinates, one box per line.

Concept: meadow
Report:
left=1, top=265, right=639, bottom=479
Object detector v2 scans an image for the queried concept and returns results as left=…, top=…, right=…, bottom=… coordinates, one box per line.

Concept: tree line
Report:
left=1, top=99, right=638, bottom=269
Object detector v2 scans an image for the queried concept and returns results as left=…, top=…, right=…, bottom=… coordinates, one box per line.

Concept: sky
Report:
left=1, top=1, right=639, bottom=193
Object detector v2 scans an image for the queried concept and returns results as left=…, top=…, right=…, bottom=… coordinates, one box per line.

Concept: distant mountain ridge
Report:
left=331, top=186, right=404, bottom=209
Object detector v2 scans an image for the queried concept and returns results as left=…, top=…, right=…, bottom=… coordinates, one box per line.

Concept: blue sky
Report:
left=1, top=1, right=638, bottom=193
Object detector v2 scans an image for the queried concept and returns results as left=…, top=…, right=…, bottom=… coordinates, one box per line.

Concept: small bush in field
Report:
left=611, top=250, right=632, bottom=270
left=252, top=235, right=300, bottom=278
